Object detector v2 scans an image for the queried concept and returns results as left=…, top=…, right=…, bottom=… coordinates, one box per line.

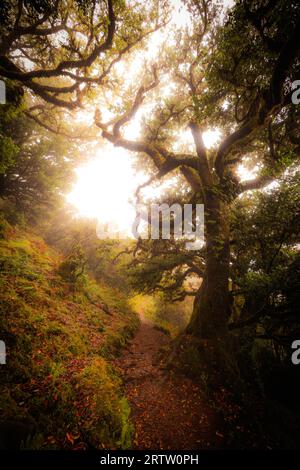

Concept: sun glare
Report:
left=237, top=163, right=259, bottom=182
left=67, top=145, right=145, bottom=236
left=203, top=129, right=222, bottom=149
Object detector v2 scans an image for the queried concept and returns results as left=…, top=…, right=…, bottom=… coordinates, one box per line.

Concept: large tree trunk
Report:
left=186, top=192, right=231, bottom=339
left=181, top=194, right=241, bottom=385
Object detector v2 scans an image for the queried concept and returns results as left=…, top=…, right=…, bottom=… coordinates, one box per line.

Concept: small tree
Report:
left=58, top=244, right=87, bottom=285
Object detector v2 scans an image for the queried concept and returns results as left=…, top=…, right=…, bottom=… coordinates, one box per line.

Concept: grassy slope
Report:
left=0, top=221, right=139, bottom=449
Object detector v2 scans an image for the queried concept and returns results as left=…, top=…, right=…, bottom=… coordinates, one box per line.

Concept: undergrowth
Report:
left=0, top=220, right=138, bottom=449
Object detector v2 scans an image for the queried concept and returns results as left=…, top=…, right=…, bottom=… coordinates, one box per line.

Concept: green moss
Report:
left=75, top=357, right=134, bottom=448
left=0, top=228, right=138, bottom=449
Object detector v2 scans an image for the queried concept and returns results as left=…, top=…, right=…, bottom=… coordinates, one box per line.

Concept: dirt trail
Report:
left=115, top=314, right=222, bottom=450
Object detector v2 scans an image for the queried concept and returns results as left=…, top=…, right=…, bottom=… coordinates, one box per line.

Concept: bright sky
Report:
left=67, top=145, right=143, bottom=236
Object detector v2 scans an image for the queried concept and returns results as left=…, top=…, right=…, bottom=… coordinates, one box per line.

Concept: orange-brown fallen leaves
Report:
left=114, top=317, right=222, bottom=450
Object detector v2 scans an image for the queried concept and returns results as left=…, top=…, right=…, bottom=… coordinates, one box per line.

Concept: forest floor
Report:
left=115, top=314, right=224, bottom=450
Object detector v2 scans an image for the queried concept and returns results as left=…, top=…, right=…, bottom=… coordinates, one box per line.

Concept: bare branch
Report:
left=113, top=65, right=159, bottom=137
left=189, top=121, right=212, bottom=188
left=0, top=0, right=116, bottom=107
left=94, top=72, right=200, bottom=179
left=24, top=110, right=97, bottom=141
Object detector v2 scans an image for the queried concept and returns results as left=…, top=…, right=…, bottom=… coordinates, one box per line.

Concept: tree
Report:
left=230, top=169, right=300, bottom=352
left=95, top=0, right=300, bottom=344
left=0, top=81, right=24, bottom=174
left=0, top=83, right=81, bottom=221
left=0, top=0, right=116, bottom=109
left=0, top=0, right=166, bottom=136
left=58, top=243, right=87, bottom=285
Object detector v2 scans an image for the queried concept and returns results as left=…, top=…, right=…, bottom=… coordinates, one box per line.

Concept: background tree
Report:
left=230, top=169, right=300, bottom=350
left=0, top=82, right=82, bottom=223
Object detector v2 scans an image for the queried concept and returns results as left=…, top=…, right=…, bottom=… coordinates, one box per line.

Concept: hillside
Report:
left=0, top=220, right=138, bottom=449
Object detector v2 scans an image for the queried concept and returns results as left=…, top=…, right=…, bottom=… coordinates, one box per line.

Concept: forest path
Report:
left=114, top=314, right=222, bottom=450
